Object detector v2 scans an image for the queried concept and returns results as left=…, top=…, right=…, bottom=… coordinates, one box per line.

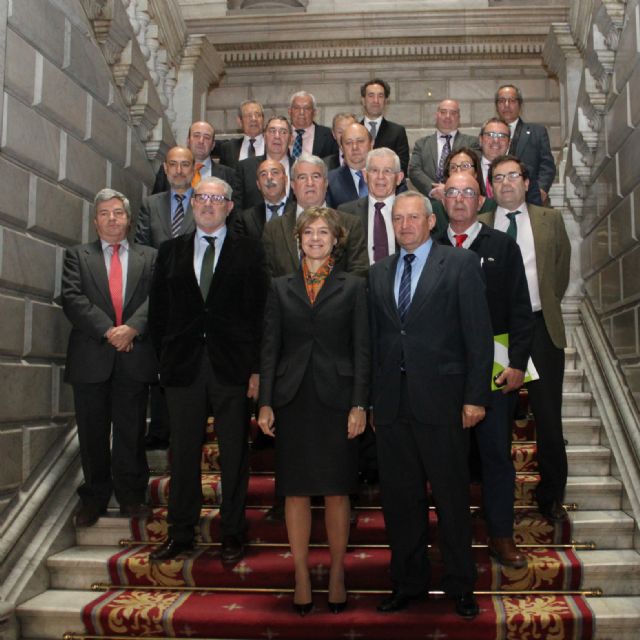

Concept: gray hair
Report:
left=94, top=188, right=131, bottom=219
left=289, top=90, right=317, bottom=110
left=331, top=112, right=358, bottom=129
left=495, top=84, right=523, bottom=104
left=196, top=176, right=233, bottom=200
left=366, top=147, right=401, bottom=173
left=393, top=190, right=433, bottom=215
left=292, top=152, right=328, bottom=180
left=264, top=115, right=292, bottom=135
left=237, top=100, right=264, bottom=118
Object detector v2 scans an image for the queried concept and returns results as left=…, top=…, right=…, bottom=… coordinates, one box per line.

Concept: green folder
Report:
left=492, top=333, right=539, bottom=391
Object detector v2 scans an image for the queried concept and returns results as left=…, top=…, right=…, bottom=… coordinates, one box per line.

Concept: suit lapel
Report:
left=85, top=241, right=113, bottom=312
left=514, top=120, right=528, bottom=158
left=207, top=230, right=234, bottom=300
left=124, top=244, right=144, bottom=310
left=160, top=191, right=173, bottom=239
left=426, top=135, right=438, bottom=170
left=528, top=204, right=551, bottom=286
left=312, top=270, right=345, bottom=309
left=279, top=203, right=299, bottom=269
left=382, top=254, right=401, bottom=322
left=404, top=243, right=445, bottom=323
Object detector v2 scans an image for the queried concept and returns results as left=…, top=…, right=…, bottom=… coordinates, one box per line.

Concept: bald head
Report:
left=164, top=146, right=195, bottom=193
left=340, top=122, right=372, bottom=170
left=435, top=99, right=461, bottom=134
left=443, top=171, right=483, bottom=234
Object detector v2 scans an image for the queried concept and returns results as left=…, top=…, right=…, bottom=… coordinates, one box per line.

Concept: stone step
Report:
left=569, top=510, right=635, bottom=549
left=15, top=589, right=640, bottom=639
left=563, top=417, right=601, bottom=446
left=566, top=476, right=622, bottom=510
left=579, top=550, right=640, bottom=595
left=567, top=445, right=611, bottom=476
left=562, top=391, right=594, bottom=417
left=563, top=368, right=585, bottom=392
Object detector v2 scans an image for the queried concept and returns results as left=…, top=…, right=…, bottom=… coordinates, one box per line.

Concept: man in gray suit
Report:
left=62, top=189, right=158, bottom=527
left=409, top=99, right=480, bottom=199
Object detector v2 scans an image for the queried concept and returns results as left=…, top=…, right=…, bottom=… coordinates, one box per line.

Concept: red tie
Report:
left=454, top=233, right=468, bottom=248
left=109, top=244, right=123, bottom=326
left=485, top=174, right=493, bottom=198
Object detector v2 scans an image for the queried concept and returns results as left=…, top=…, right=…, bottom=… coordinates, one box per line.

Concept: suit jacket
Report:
left=365, top=117, right=410, bottom=175
left=369, top=242, right=493, bottom=426
left=217, top=137, right=243, bottom=170
left=136, top=191, right=194, bottom=249
left=262, top=200, right=369, bottom=279
left=151, top=160, right=235, bottom=196
left=311, top=123, right=339, bottom=158
left=479, top=204, right=570, bottom=349
left=511, top=119, right=556, bottom=193
left=233, top=198, right=292, bottom=240
left=323, top=153, right=341, bottom=171
left=148, top=229, right=269, bottom=387
left=61, top=240, right=158, bottom=384
left=232, top=154, right=292, bottom=212
left=409, top=131, right=480, bottom=196
left=441, top=224, right=534, bottom=371
left=259, top=269, right=369, bottom=411
left=326, top=165, right=361, bottom=208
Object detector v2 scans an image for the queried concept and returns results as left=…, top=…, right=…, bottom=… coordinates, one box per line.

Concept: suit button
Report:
left=400, top=330, right=406, bottom=336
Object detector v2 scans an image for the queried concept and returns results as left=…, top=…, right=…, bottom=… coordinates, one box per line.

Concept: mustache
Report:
left=265, top=179, right=277, bottom=188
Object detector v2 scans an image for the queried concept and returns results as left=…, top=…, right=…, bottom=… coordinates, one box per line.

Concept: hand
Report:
left=247, top=373, right=260, bottom=401
left=257, top=406, right=275, bottom=437
left=429, top=183, right=446, bottom=203
left=495, top=367, right=525, bottom=393
left=540, top=188, right=549, bottom=204
left=462, top=404, right=485, bottom=429
left=106, top=325, right=138, bottom=352
left=347, top=407, right=366, bottom=439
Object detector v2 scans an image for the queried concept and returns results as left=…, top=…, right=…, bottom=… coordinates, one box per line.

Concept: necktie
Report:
left=454, top=233, right=468, bottom=248
left=172, top=193, right=185, bottom=237
left=368, top=120, right=378, bottom=139
left=108, top=244, right=123, bottom=326
left=199, top=236, right=216, bottom=299
left=397, top=254, right=416, bottom=322
left=485, top=173, right=493, bottom=198
left=373, top=202, right=389, bottom=263
left=436, top=134, right=452, bottom=182
left=356, top=170, right=368, bottom=198
left=506, top=211, right=521, bottom=239
left=248, top=138, right=256, bottom=158
left=266, top=203, right=282, bottom=221
left=292, top=129, right=304, bottom=160
left=192, top=163, right=205, bottom=188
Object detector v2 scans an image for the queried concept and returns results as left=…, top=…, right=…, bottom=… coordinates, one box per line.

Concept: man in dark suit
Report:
left=442, top=171, right=534, bottom=568
left=288, top=91, right=338, bottom=160
left=326, top=122, right=372, bottom=208
left=232, top=116, right=293, bottom=211
left=62, top=188, right=158, bottom=527
left=409, top=99, right=480, bottom=199
left=262, top=152, right=369, bottom=279
left=360, top=78, right=410, bottom=174
left=148, top=177, right=269, bottom=563
left=495, top=84, right=556, bottom=204
left=480, top=155, right=571, bottom=523
left=217, top=100, right=265, bottom=170
left=369, top=191, right=493, bottom=618
left=152, top=121, right=234, bottom=195
left=323, top=112, right=358, bottom=171
left=233, top=159, right=289, bottom=240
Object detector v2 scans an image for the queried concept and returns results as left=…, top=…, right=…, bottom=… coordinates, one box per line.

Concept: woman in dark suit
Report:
left=258, top=207, right=369, bottom=615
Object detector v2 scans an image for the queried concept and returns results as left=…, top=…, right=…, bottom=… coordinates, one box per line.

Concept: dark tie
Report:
left=506, top=210, right=521, bottom=239
left=356, top=170, right=368, bottom=198
left=172, top=193, right=185, bottom=237
left=108, top=244, right=123, bottom=326
left=485, top=173, right=493, bottom=198
left=373, top=202, right=389, bottom=263
left=248, top=138, right=256, bottom=158
left=266, top=203, right=282, bottom=221
left=199, top=236, right=216, bottom=299
left=397, top=254, right=416, bottom=322
left=436, top=134, right=452, bottom=182
left=454, top=233, right=468, bottom=248
left=292, top=129, right=304, bottom=159
left=368, top=120, right=378, bottom=139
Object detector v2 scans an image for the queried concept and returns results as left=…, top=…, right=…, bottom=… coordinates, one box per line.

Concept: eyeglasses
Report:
left=496, top=97, right=520, bottom=105
left=444, top=187, right=478, bottom=199
left=193, top=194, right=230, bottom=204
left=482, top=131, right=510, bottom=140
left=448, top=161, right=474, bottom=172
left=492, top=171, right=524, bottom=183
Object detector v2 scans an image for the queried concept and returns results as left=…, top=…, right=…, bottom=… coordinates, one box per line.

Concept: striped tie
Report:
left=172, top=194, right=185, bottom=237
left=397, top=254, right=416, bottom=322
left=292, top=129, right=304, bottom=159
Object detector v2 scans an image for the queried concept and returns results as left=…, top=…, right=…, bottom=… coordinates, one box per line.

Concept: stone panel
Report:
left=448, top=79, right=496, bottom=101
left=628, top=62, right=640, bottom=128
left=600, top=259, right=621, bottom=310
left=55, top=366, right=75, bottom=416
left=0, top=155, right=30, bottom=227
left=584, top=273, right=601, bottom=312
left=128, top=132, right=156, bottom=186
left=0, top=363, right=52, bottom=422
left=594, top=157, right=621, bottom=218
left=27, top=423, right=70, bottom=476
left=31, top=178, right=85, bottom=245
left=385, top=103, right=421, bottom=128
left=610, top=307, right=638, bottom=358
left=0, top=430, right=22, bottom=488
left=0, top=229, right=57, bottom=297
left=471, top=101, right=496, bottom=126
left=398, top=79, right=447, bottom=102
left=110, top=162, right=144, bottom=222
left=588, top=217, right=611, bottom=271
left=519, top=101, right=560, bottom=125
left=622, top=244, right=640, bottom=301
left=38, top=56, right=87, bottom=140
left=59, top=132, right=107, bottom=200
left=209, top=85, right=250, bottom=109
left=614, top=2, right=640, bottom=93
left=606, top=85, right=632, bottom=159
left=63, top=22, right=111, bottom=104
left=8, top=0, right=65, bottom=67
left=5, top=28, right=35, bottom=104
left=28, top=302, right=70, bottom=360
left=0, top=295, right=25, bottom=357
left=86, top=97, right=127, bottom=166
left=618, top=124, right=640, bottom=197
left=609, top=196, right=635, bottom=259
left=1, top=93, right=60, bottom=180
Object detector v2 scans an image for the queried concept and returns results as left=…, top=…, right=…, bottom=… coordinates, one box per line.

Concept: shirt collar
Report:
left=101, top=238, right=129, bottom=251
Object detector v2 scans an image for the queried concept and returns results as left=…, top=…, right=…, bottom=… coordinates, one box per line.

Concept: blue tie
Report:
left=292, top=129, right=304, bottom=159
left=356, top=170, right=368, bottom=198
left=397, top=254, right=416, bottom=322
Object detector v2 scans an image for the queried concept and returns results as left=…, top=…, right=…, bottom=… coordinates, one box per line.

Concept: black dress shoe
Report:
left=328, top=598, right=347, bottom=614
left=149, top=538, right=194, bottom=562
left=539, top=500, right=567, bottom=523
left=453, top=592, right=479, bottom=619
left=144, top=435, right=169, bottom=450
left=75, top=504, right=106, bottom=528
left=220, top=534, right=245, bottom=563
left=292, top=601, right=313, bottom=616
left=377, top=590, right=422, bottom=613
left=119, top=503, right=153, bottom=518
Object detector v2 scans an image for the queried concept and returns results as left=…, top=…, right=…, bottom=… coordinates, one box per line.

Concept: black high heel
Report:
left=293, top=601, right=313, bottom=616
left=328, top=598, right=347, bottom=614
